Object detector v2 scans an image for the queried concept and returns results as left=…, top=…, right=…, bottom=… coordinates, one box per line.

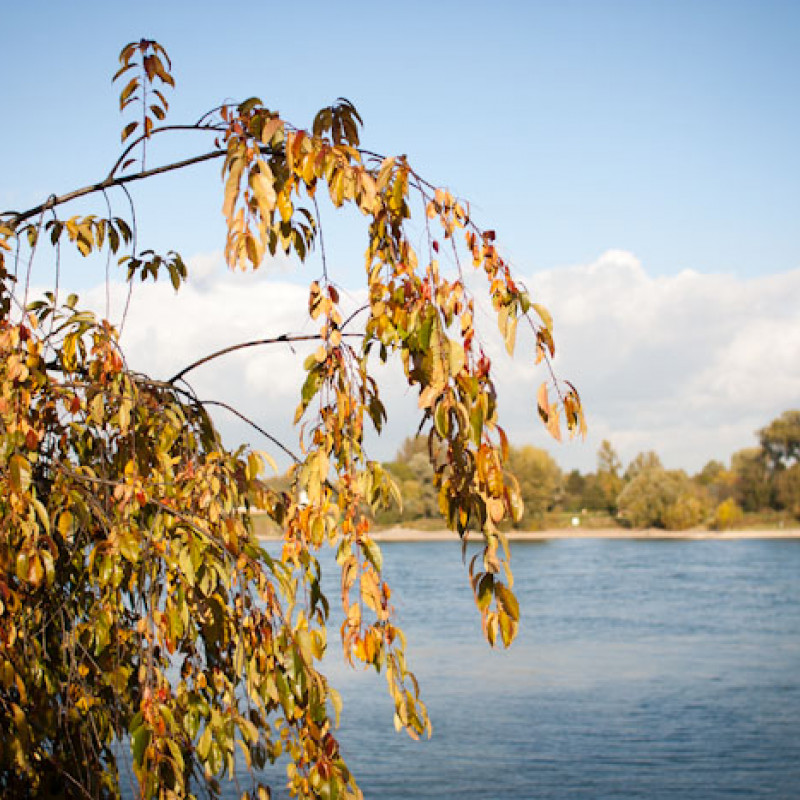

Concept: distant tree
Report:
left=775, top=464, right=800, bottom=519
left=695, top=459, right=726, bottom=486
left=562, top=469, right=587, bottom=511
left=597, top=439, right=622, bottom=475
left=395, top=435, right=430, bottom=464
left=731, top=447, right=773, bottom=511
left=379, top=437, right=439, bottom=524
left=595, top=440, right=623, bottom=512
left=661, top=484, right=711, bottom=531
left=507, top=446, right=562, bottom=528
left=623, top=450, right=663, bottom=482
left=573, top=473, right=607, bottom=512
left=710, top=498, right=745, bottom=530
left=694, top=459, right=735, bottom=505
left=617, top=467, right=709, bottom=529
left=759, top=410, right=800, bottom=471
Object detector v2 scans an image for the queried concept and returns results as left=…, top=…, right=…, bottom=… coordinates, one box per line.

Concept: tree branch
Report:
left=106, top=123, right=226, bottom=180
left=197, top=399, right=300, bottom=465
left=168, top=332, right=363, bottom=384
left=3, top=149, right=226, bottom=227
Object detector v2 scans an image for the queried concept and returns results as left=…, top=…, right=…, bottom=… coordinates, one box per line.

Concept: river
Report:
left=256, top=538, right=800, bottom=799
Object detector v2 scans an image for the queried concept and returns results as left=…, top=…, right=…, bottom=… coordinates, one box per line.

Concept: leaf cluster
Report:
left=0, top=40, right=586, bottom=799
left=114, top=40, right=176, bottom=169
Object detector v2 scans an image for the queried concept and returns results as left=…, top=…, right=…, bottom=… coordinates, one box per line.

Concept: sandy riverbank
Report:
left=255, top=524, right=800, bottom=542
left=367, top=526, right=800, bottom=542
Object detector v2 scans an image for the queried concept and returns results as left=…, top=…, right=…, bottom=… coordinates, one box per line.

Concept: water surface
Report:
left=277, top=539, right=800, bottom=799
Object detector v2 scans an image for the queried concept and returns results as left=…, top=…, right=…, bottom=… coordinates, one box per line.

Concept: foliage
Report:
left=506, top=446, right=562, bottom=528
left=758, top=410, right=800, bottom=471
left=661, top=484, right=711, bottom=531
left=693, top=459, right=735, bottom=506
left=594, top=440, right=623, bottom=513
left=775, top=464, right=800, bottom=519
left=378, top=439, right=561, bottom=530
left=561, top=469, right=591, bottom=512
left=0, top=41, right=584, bottom=799
left=710, top=498, right=745, bottom=531
left=377, top=437, right=439, bottom=524
left=731, top=447, right=772, bottom=511
left=623, top=450, right=663, bottom=482
left=616, top=467, right=709, bottom=530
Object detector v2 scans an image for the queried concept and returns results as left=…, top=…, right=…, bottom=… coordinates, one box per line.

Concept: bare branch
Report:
left=3, top=149, right=226, bottom=227
left=198, top=399, right=300, bottom=465
left=168, top=331, right=363, bottom=384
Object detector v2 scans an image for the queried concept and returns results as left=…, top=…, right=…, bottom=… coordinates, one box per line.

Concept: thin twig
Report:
left=312, top=194, right=328, bottom=283
left=191, top=398, right=300, bottom=465
left=118, top=184, right=137, bottom=334
left=106, top=123, right=226, bottom=180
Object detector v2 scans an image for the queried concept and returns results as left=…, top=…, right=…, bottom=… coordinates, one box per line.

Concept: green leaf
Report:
left=476, top=573, right=493, bottom=611
left=131, top=725, right=151, bottom=767
left=300, top=366, right=323, bottom=406
left=9, top=454, right=31, bottom=493
left=494, top=582, right=519, bottom=622
left=197, top=725, right=212, bottom=761
left=361, top=537, right=383, bottom=572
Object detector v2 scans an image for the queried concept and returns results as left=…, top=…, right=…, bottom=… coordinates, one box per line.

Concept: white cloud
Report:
left=64, top=249, right=800, bottom=474
left=496, top=251, right=800, bottom=471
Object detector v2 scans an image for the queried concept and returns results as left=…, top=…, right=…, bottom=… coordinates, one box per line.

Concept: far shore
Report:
left=255, top=524, right=800, bottom=542
left=368, top=526, right=800, bottom=542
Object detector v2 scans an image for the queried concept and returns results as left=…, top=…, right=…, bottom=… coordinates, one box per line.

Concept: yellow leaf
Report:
left=533, top=302, right=553, bottom=333
left=448, top=339, right=465, bottom=376
left=376, top=157, right=395, bottom=190
left=261, top=116, right=283, bottom=144
left=251, top=163, right=277, bottom=217
left=277, top=189, right=293, bottom=223
left=58, top=511, right=74, bottom=538
left=118, top=398, right=132, bottom=432
left=546, top=403, right=562, bottom=441
left=504, top=313, right=518, bottom=356
left=9, top=454, right=32, bottom=493
left=222, top=156, right=244, bottom=220
left=418, top=384, right=438, bottom=410
left=91, top=393, right=105, bottom=424
left=537, top=382, right=549, bottom=422
left=255, top=449, right=278, bottom=474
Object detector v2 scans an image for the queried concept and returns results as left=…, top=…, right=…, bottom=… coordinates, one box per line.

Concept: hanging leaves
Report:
left=0, top=38, right=585, bottom=800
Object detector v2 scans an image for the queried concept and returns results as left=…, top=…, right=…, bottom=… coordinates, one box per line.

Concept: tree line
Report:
left=377, top=410, right=800, bottom=530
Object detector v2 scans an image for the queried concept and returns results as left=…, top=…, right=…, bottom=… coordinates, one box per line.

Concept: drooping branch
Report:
left=168, top=331, right=363, bottom=384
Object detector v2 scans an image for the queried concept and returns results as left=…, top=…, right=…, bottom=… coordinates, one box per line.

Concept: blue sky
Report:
left=3, top=1, right=799, bottom=471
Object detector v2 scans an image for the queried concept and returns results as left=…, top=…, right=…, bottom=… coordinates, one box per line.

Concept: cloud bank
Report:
left=512, top=250, right=800, bottom=471
left=70, top=249, right=800, bottom=474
